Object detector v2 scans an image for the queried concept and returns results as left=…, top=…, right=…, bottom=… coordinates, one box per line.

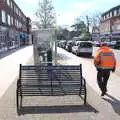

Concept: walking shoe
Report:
left=101, top=91, right=106, bottom=96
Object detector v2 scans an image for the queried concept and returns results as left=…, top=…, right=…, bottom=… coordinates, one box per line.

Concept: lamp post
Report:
left=109, top=19, right=112, bottom=42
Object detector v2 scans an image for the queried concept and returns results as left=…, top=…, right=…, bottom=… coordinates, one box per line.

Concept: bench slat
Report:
left=16, top=64, right=87, bottom=108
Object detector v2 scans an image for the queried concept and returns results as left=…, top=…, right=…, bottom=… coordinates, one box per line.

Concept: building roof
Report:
left=102, top=4, right=120, bottom=16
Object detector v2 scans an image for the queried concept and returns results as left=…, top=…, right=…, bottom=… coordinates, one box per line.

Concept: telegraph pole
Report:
left=86, top=15, right=92, bottom=40
left=86, top=15, right=90, bottom=33
left=109, top=19, right=112, bottom=42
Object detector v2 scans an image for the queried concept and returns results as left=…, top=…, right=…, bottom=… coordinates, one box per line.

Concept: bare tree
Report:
left=35, top=0, right=56, bottom=28
left=32, top=21, right=42, bottom=29
left=90, top=12, right=102, bottom=27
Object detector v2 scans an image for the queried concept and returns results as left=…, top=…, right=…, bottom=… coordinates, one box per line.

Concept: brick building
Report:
left=100, top=5, right=120, bottom=42
left=0, top=0, right=31, bottom=52
left=92, top=25, right=100, bottom=41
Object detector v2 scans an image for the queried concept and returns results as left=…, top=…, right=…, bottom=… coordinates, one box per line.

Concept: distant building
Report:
left=100, top=5, right=120, bottom=42
left=0, top=0, right=31, bottom=52
left=92, top=25, right=100, bottom=41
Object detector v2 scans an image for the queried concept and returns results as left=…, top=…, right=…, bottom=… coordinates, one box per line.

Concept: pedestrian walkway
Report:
left=56, top=47, right=120, bottom=100
left=0, top=46, right=120, bottom=120
left=0, top=46, right=97, bottom=120
left=56, top=47, right=120, bottom=119
left=0, top=45, right=33, bottom=98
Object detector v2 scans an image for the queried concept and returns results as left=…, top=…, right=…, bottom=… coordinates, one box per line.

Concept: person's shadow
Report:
left=103, top=93, right=120, bottom=115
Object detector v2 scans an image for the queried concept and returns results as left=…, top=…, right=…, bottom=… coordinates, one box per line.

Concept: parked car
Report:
left=75, top=40, right=82, bottom=45
left=65, top=41, right=74, bottom=52
left=58, top=40, right=66, bottom=49
left=72, top=41, right=93, bottom=56
left=115, top=40, right=120, bottom=49
left=109, top=41, right=117, bottom=49
left=93, top=41, right=101, bottom=47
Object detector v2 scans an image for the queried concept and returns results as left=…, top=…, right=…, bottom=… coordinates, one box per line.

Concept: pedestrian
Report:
left=94, top=42, right=116, bottom=96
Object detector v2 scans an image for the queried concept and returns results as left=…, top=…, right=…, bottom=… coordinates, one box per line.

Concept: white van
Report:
left=72, top=41, right=93, bottom=56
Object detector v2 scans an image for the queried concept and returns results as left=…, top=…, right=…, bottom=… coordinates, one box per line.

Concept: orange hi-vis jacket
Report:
left=94, top=46, right=116, bottom=70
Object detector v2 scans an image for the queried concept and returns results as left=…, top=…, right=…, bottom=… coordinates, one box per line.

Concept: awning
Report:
left=20, top=34, right=28, bottom=38
left=100, top=32, right=120, bottom=37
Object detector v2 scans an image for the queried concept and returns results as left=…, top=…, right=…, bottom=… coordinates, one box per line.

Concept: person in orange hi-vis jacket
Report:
left=94, top=42, right=116, bottom=96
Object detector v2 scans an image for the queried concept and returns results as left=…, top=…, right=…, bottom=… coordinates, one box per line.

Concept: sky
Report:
left=15, top=0, right=120, bottom=27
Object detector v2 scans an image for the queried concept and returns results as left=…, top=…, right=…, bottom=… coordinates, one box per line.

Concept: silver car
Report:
left=72, top=41, right=93, bottom=56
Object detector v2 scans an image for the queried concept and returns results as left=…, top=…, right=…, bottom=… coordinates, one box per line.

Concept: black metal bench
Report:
left=16, top=64, right=87, bottom=115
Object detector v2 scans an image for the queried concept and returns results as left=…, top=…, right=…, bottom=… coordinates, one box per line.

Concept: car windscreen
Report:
left=79, top=42, right=92, bottom=48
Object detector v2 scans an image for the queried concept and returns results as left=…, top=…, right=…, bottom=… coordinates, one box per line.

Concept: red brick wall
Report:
left=100, top=20, right=110, bottom=34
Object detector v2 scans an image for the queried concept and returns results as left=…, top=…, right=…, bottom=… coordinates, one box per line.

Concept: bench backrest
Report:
left=18, top=64, right=83, bottom=96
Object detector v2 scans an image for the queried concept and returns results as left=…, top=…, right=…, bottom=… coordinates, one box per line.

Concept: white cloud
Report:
left=101, top=0, right=120, bottom=3
left=20, top=0, right=39, bottom=5
left=56, top=11, right=81, bottom=26
left=73, top=2, right=91, bottom=10
left=56, top=1, right=101, bottom=26
left=15, top=0, right=120, bottom=26
left=72, top=1, right=101, bottom=13
left=26, top=12, right=36, bottom=20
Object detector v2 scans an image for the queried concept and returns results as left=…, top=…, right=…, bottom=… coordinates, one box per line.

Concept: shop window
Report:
left=10, top=17, right=13, bottom=25
left=14, top=6, right=16, bottom=13
left=7, top=0, right=10, bottom=6
left=114, top=10, right=117, bottom=16
left=106, top=13, right=110, bottom=19
left=118, top=8, right=120, bottom=15
left=10, top=1, right=13, bottom=8
left=16, top=8, right=18, bottom=15
left=110, top=11, right=112, bottom=17
left=17, top=20, right=19, bottom=28
left=1, top=10, right=6, bottom=23
left=104, top=15, right=106, bottom=20
left=15, top=19, right=17, bottom=27
left=8, top=15, right=11, bottom=25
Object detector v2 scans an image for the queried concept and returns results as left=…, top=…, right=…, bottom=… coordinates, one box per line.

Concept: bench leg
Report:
left=79, top=87, right=87, bottom=104
left=79, top=87, right=82, bottom=95
left=84, top=91, right=86, bottom=104
left=84, top=84, right=87, bottom=104
left=16, top=89, right=20, bottom=115
left=16, top=89, right=22, bottom=115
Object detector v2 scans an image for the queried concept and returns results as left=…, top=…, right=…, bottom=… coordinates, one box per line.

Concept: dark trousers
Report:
left=97, top=69, right=110, bottom=93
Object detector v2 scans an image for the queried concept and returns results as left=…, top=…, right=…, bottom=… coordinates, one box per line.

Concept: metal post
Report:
left=55, top=40, right=57, bottom=65
left=109, top=19, right=112, bottom=42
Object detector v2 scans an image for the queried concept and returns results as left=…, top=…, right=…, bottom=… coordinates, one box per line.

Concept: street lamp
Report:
left=109, top=19, right=112, bottom=42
